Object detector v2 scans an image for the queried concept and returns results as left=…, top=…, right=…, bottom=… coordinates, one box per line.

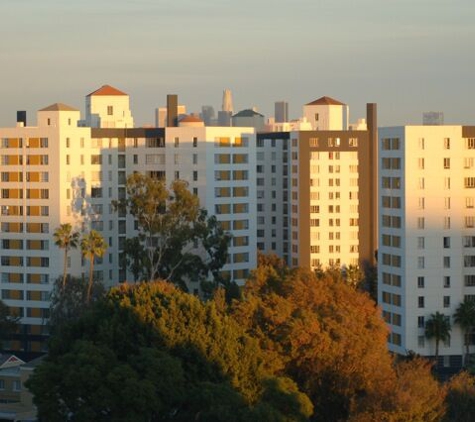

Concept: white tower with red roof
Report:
left=84, top=84, right=134, bottom=128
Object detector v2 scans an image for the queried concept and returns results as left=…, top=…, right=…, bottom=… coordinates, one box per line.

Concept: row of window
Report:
left=1, top=290, right=49, bottom=301
left=1, top=138, right=48, bottom=148
left=214, top=154, right=249, bottom=164
left=1, top=240, right=49, bottom=250
left=0, top=155, right=49, bottom=165
left=1, top=205, right=49, bottom=216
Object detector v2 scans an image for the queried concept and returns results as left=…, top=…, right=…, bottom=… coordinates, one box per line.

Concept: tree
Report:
left=49, top=276, right=105, bottom=331
left=27, top=281, right=312, bottom=421
left=0, top=300, right=19, bottom=350
left=117, top=173, right=231, bottom=286
left=454, top=298, right=475, bottom=366
left=425, top=312, right=451, bottom=366
left=231, top=255, right=396, bottom=421
left=352, top=357, right=446, bottom=422
left=53, top=223, right=80, bottom=290
left=81, top=230, right=108, bottom=305
left=445, top=371, right=475, bottom=422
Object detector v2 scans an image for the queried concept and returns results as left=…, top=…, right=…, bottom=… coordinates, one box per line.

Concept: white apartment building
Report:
left=378, top=125, right=475, bottom=370
left=256, top=101, right=378, bottom=272
left=0, top=86, right=257, bottom=353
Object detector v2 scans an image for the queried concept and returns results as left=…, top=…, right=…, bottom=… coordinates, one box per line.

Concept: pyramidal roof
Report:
left=39, top=103, right=79, bottom=112
left=87, top=85, right=128, bottom=97
left=233, top=109, right=264, bottom=118
left=306, top=96, right=346, bottom=106
left=179, top=115, right=203, bottom=123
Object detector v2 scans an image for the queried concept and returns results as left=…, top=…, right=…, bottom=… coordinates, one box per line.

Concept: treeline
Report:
left=27, top=255, right=475, bottom=421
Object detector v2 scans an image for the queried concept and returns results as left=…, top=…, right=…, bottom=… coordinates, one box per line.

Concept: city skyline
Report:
left=1, top=0, right=474, bottom=127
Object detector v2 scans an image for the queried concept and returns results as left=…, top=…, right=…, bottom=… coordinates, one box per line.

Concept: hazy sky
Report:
left=1, top=0, right=474, bottom=127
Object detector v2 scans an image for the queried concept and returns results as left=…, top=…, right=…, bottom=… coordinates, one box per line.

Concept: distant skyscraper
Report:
left=222, top=89, right=234, bottom=113
left=275, top=101, right=288, bottom=123
left=201, top=105, right=215, bottom=126
left=423, top=111, right=444, bottom=125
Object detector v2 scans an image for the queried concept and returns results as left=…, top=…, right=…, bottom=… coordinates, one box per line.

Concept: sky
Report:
left=1, top=0, right=474, bottom=127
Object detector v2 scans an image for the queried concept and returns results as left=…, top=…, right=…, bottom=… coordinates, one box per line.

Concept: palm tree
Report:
left=81, top=230, right=108, bottom=305
left=454, top=298, right=475, bottom=366
left=425, top=312, right=451, bottom=366
left=53, top=224, right=80, bottom=290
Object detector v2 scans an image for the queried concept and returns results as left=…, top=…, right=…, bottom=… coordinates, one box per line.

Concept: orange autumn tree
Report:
left=231, top=254, right=445, bottom=421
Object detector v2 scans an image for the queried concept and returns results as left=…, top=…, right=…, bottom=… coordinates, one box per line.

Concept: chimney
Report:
left=17, top=111, right=27, bottom=127
left=167, top=95, right=178, bottom=127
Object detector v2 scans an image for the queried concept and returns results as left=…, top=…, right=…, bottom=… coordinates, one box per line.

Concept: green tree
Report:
left=454, top=298, right=475, bottom=366
left=425, top=312, right=451, bottom=366
left=53, top=223, right=80, bottom=290
left=0, top=300, right=19, bottom=350
left=81, top=230, right=107, bottom=305
left=117, top=173, right=231, bottom=286
left=49, top=276, right=105, bottom=331
left=27, top=281, right=312, bottom=421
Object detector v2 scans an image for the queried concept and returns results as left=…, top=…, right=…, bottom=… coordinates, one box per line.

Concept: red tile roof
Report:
left=306, top=96, right=346, bottom=106
left=87, top=85, right=127, bottom=97
left=179, top=115, right=203, bottom=123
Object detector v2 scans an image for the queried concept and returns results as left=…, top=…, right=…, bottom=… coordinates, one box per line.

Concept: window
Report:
left=465, top=178, right=475, bottom=188
left=444, top=158, right=450, bottom=169
left=444, top=276, right=451, bottom=288
left=443, top=256, right=451, bottom=268
left=444, top=296, right=450, bottom=308
left=417, top=237, right=425, bottom=249
left=444, top=217, right=451, bottom=229
left=418, top=336, right=425, bottom=348
left=417, top=217, right=425, bottom=229
left=193, top=137, right=198, bottom=147
left=443, top=237, right=450, bottom=248
left=463, top=236, right=475, bottom=247
left=418, top=316, right=425, bottom=328
left=174, top=137, right=179, bottom=147
left=91, top=187, right=102, bottom=198
left=91, top=155, right=102, bottom=165
left=444, top=138, right=450, bottom=149
left=418, top=296, right=425, bottom=308
left=107, top=105, right=113, bottom=115
left=465, top=275, right=475, bottom=286
left=445, top=197, right=451, bottom=209
left=418, top=276, right=425, bottom=288
left=418, top=257, right=425, bottom=269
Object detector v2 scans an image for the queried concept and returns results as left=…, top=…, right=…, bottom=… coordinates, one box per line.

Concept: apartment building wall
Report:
left=0, top=105, right=96, bottom=352
left=378, top=125, right=475, bottom=368
left=257, top=104, right=377, bottom=272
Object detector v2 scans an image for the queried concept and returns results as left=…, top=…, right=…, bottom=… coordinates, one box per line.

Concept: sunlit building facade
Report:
left=0, top=87, right=258, bottom=353
left=256, top=101, right=378, bottom=272
left=378, top=125, right=475, bottom=370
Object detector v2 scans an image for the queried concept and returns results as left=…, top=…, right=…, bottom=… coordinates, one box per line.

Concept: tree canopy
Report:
left=27, top=256, right=450, bottom=421
left=230, top=254, right=446, bottom=421
left=28, top=281, right=312, bottom=421
left=117, top=174, right=231, bottom=288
